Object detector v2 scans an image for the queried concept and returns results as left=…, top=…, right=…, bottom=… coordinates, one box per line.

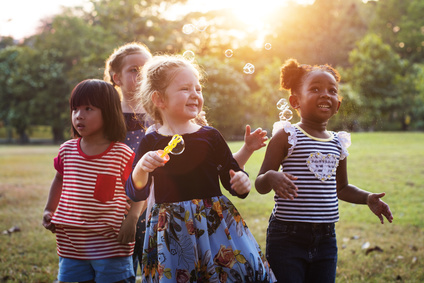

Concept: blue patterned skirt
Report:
left=141, top=195, right=275, bottom=283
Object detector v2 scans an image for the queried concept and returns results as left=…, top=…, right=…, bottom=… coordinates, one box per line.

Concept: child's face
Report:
left=114, top=53, right=150, bottom=98
left=294, top=70, right=340, bottom=122
left=161, top=66, right=203, bottom=123
left=72, top=104, right=104, bottom=139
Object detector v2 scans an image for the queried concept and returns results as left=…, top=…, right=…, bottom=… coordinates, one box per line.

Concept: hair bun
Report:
left=280, top=58, right=304, bottom=91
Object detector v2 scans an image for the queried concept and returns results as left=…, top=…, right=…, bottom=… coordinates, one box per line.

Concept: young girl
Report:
left=255, top=59, right=393, bottom=283
left=126, top=55, right=275, bottom=282
left=104, top=43, right=268, bottom=281
left=104, top=42, right=153, bottom=281
left=42, top=79, right=136, bottom=283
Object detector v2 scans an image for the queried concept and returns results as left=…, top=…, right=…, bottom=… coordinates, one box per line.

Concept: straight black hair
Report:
left=69, top=79, right=126, bottom=142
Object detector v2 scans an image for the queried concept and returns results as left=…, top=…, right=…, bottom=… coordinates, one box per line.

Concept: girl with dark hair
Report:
left=255, top=59, right=393, bottom=283
left=42, top=79, right=136, bottom=283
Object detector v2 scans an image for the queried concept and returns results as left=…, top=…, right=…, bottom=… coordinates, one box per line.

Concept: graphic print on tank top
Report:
left=306, top=151, right=339, bottom=182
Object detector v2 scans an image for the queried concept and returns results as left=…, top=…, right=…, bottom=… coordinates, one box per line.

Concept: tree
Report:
left=370, top=0, right=424, bottom=64
left=198, top=56, right=251, bottom=139
left=265, top=0, right=369, bottom=67
left=0, top=46, right=38, bottom=143
left=345, top=34, right=406, bottom=130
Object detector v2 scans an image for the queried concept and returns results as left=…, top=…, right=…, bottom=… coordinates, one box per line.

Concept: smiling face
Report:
left=159, top=66, right=203, bottom=124
left=291, top=70, right=340, bottom=123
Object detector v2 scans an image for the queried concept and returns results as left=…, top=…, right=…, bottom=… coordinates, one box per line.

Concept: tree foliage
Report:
left=1, top=0, right=424, bottom=143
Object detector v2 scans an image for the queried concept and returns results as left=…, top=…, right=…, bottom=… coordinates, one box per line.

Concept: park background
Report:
left=0, top=0, right=423, bottom=282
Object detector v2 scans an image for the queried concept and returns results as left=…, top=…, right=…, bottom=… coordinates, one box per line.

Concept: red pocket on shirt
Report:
left=94, top=174, right=117, bottom=203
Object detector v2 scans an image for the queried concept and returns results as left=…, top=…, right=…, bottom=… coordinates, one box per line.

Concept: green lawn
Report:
left=0, top=132, right=423, bottom=282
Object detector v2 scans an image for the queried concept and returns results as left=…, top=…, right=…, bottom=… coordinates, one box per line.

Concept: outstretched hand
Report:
left=229, top=169, right=251, bottom=195
left=367, top=192, right=393, bottom=224
left=244, top=125, right=268, bottom=152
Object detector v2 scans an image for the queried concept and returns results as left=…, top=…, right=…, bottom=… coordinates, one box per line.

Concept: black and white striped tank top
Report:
left=272, top=123, right=350, bottom=223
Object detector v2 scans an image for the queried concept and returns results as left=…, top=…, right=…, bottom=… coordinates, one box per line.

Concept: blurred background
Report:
left=1, top=0, right=423, bottom=144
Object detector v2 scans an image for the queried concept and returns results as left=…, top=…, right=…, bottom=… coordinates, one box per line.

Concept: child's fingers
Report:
left=245, top=125, right=252, bottom=137
left=229, top=170, right=251, bottom=194
left=273, top=173, right=298, bottom=200
left=139, top=152, right=166, bottom=172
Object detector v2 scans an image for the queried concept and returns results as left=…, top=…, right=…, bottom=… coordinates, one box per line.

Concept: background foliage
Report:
left=1, top=0, right=424, bottom=143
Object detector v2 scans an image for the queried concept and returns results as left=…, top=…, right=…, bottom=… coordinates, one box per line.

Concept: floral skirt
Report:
left=141, top=195, right=275, bottom=283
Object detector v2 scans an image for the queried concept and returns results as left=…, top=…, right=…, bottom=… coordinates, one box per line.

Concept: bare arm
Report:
left=233, top=125, right=268, bottom=168
left=336, top=158, right=393, bottom=224
left=132, top=151, right=166, bottom=190
left=117, top=200, right=147, bottom=243
left=255, top=129, right=298, bottom=199
left=42, top=172, right=63, bottom=233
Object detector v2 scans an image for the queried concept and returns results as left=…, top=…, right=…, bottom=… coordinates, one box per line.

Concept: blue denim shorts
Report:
left=266, top=215, right=338, bottom=283
left=58, top=256, right=134, bottom=283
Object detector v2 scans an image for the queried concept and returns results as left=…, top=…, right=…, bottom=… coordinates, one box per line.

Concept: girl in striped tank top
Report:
left=255, top=59, right=393, bottom=283
left=42, top=79, right=136, bottom=283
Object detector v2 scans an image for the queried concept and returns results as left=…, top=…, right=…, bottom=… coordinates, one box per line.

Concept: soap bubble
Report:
left=276, top=98, right=288, bottom=110
left=279, top=108, right=293, bottom=121
left=183, top=50, right=195, bottom=62
left=265, top=43, right=272, bottom=50
left=243, top=63, right=255, bottom=74
left=170, top=137, right=185, bottom=155
left=182, top=24, right=195, bottom=35
left=195, top=18, right=208, bottom=32
left=224, top=49, right=233, bottom=58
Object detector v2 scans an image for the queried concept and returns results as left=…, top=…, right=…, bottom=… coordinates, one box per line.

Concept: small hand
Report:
left=137, top=151, right=167, bottom=172
left=244, top=125, right=268, bottom=152
left=117, top=216, right=137, bottom=244
left=229, top=169, right=251, bottom=195
left=123, top=196, right=132, bottom=216
left=42, top=210, right=56, bottom=233
left=268, top=171, right=298, bottom=200
left=367, top=192, right=393, bottom=224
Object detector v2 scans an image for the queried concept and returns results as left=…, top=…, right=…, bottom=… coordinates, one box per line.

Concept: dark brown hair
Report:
left=69, top=79, right=126, bottom=141
left=280, top=58, right=341, bottom=96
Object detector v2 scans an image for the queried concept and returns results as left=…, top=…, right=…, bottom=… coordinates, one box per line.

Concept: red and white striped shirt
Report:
left=51, top=138, right=135, bottom=259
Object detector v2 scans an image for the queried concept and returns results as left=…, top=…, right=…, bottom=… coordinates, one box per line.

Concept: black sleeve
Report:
left=212, top=128, right=249, bottom=199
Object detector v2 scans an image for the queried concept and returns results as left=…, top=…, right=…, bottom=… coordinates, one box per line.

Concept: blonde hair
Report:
left=104, top=42, right=152, bottom=90
left=137, top=54, right=206, bottom=125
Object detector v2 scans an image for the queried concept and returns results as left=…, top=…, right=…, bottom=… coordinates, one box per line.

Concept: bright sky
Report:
left=0, top=0, right=314, bottom=40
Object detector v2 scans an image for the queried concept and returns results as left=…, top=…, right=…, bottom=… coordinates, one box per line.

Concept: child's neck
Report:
left=121, top=99, right=144, bottom=114
left=298, top=119, right=331, bottom=139
left=158, top=121, right=201, bottom=136
left=79, top=135, right=111, bottom=156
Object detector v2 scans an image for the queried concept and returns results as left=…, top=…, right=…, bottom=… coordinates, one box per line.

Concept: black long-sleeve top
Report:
left=125, top=126, right=249, bottom=203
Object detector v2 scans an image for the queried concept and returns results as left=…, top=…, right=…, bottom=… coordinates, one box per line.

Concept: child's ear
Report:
left=335, top=100, right=341, bottom=113
left=289, top=95, right=300, bottom=109
left=112, top=73, right=122, bottom=87
left=152, top=91, right=165, bottom=108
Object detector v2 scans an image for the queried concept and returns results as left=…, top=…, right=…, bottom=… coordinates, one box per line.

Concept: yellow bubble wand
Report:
left=160, top=134, right=183, bottom=158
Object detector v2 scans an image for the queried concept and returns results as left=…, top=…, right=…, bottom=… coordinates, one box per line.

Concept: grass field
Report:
left=1, top=132, right=423, bottom=282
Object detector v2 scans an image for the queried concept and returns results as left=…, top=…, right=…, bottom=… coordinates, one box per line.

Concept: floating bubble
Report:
left=265, top=43, right=272, bottom=50
left=183, top=50, right=195, bottom=62
left=243, top=63, right=255, bottom=74
left=276, top=98, right=288, bottom=110
left=195, top=18, right=208, bottom=32
left=182, top=24, right=195, bottom=35
left=225, top=49, right=233, bottom=58
left=171, top=138, right=185, bottom=155
left=279, top=108, right=293, bottom=121
left=163, top=134, right=185, bottom=155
